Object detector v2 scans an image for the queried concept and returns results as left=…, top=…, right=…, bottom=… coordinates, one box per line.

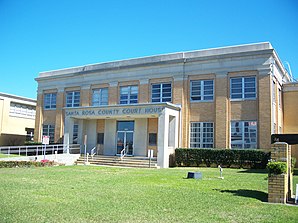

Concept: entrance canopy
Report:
left=63, top=102, right=181, bottom=168
left=64, top=102, right=180, bottom=119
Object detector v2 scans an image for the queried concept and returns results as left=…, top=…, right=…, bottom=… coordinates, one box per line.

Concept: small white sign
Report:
left=42, top=136, right=50, bottom=145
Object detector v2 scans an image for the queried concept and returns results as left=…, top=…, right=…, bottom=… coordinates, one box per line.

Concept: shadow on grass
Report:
left=293, top=169, right=298, bottom=176
left=237, top=169, right=268, bottom=174
left=213, top=189, right=268, bottom=202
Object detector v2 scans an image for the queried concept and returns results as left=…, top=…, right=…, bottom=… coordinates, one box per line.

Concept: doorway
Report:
left=116, top=121, right=134, bottom=155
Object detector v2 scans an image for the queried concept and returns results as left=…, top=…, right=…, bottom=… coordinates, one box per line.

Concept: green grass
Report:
left=0, top=153, right=20, bottom=158
left=0, top=166, right=297, bottom=223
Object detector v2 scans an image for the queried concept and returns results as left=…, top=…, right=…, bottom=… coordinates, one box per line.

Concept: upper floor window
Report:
left=151, top=83, right=172, bottom=103
left=10, top=102, right=36, bottom=119
left=190, top=122, right=214, bottom=148
left=230, top=77, right=256, bottom=100
left=44, top=93, right=57, bottom=109
left=66, top=91, right=80, bottom=107
left=92, top=88, right=108, bottom=106
left=231, top=121, right=257, bottom=149
left=120, top=86, right=138, bottom=104
left=190, top=80, right=214, bottom=101
left=272, top=81, right=276, bottom=103
left=278, top=88, right=282, bottom=109
left=42, top=124, right=55, bottom=143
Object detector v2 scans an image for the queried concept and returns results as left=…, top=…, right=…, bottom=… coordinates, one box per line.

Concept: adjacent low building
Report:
left=34, top=42, right=297, bottom=168
left=0, top=93, right=36, bottom=146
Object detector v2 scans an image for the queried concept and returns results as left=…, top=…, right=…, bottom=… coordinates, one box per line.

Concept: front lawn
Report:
left=0, top=166, right=297, bottom=223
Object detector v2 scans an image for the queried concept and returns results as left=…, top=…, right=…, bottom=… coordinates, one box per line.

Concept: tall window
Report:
left=151, top=83, right=172, bottom=102
left=231, top=121, right=257, bottom=149
left=120, top=86, right=138, bottom=104
left=92, top=88, right=108, bottom=106
left=278, top=88, right=282, bottom=109
left=73, top=124, right=78, bottom=144
left=42, top=124, right=55, bottom=143
left=272, top=81, right=276, bottom=103
left=230, top=77, right=256, bottom=100
left=66, top=91, right=80, bottom=107
left=190, top=80, right=214, bottom=101
left=44, top=93, right=57, bottom=109
left=190, top=122, right=214, bottom=148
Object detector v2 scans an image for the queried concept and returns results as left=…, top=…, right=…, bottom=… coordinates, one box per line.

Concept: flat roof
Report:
left=0, top=92, right=36, bottom=103
left=38, top=42, right=275, bottom=79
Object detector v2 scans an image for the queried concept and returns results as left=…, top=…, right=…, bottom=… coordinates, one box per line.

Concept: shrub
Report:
left=267, top=161, right=287, bottom=175
left=175, top=148, right=270, bottom=169
left=24, top=141, right=42, bottom=145
left=0, top=160, right=55, bottom=168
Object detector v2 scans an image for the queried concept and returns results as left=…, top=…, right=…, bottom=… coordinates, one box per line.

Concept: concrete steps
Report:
left=75, top=155, right=158, bottom=168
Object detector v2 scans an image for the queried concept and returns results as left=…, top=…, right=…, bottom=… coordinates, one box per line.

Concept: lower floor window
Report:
left=73, top=124, right=79, bottom=144
left=42, top=124, right=55, bottom=143
left=231, top=121, right=257, bottom=149
left=190, top=122, right=214, bottom=148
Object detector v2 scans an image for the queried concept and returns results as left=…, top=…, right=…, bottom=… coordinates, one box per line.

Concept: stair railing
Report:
left=90, top=147, right=96, bottom=160
left=120, top=148, right=126, bottom=160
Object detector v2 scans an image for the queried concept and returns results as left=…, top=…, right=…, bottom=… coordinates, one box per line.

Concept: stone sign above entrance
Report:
left=65, top=105, right=166, bottom=118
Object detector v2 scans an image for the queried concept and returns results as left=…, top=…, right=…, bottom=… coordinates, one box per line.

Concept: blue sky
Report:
left=0, top=0, right=297, bottom=99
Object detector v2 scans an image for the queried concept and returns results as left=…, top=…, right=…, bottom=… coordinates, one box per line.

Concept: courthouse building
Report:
left=34, top=42, right=298, bottom=168
left=0, top=93, right=36, bottom=146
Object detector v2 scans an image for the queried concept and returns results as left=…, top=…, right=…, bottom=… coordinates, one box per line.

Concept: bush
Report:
left=0, top=160, right=55, bottom=168
left=267, top=161, right=287, bottom=175
left=175, top=148, right=270, bottom=169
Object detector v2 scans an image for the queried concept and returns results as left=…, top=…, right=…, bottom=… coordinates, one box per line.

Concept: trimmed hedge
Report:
left=267, top=161, right=287, bottom=175
left=175, top=148, right=270, bottom=169
left=0, top=161, right=55, bottom=168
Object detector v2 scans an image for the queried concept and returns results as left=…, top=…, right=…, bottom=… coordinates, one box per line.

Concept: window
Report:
left=149, top=133, right=157, bottom=146
left=97, top=133, right=104, bottom=144
left=278, top=88, right=282, bottom=109
left=73, top=124, right=78, bottom=144
left=66, top=91, right=80, bottom=107
left=92, top=88, right=108, bottom=106
left=190, top=122, right=214, bottom=148
left=190, top=80, right=214, bottom=101
left=272, top=81, right=276, bottom=103
left=151, top=83, right=172, bottom=102
left=42, top=124, right=55, bottom=143
left=9, top=102, right=36, bottom=119
left=44, top=93, right=57, bottom=109
left=230, top=77, right=256, bottom=100
left=120, top=86, right=138, bottom=104
left=231, top=121, right=257, bottom=149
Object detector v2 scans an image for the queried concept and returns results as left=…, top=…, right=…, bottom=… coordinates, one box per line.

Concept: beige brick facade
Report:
left=34, top=43, right=297, bottom=163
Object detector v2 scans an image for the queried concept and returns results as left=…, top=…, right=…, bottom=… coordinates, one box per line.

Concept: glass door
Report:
left=116, top=121, right=134, bottom=156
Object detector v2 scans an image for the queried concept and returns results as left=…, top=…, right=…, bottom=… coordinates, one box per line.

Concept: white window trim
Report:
left=230, top=76, right=257, bottom=101
left=119, top=85, right=138, bottom=104
left=66, top=91, right=80, bottom=107
left=189, top=122, right=214, bottom=148
left=190, top=80, right=214, bottom=102
left=151, top=82, right=172, bottom=103
left=230, top=120, right=257, bottom=149
left=92, top=88, right=108, bottom=106
left=44, top=93, right=57, bottom=110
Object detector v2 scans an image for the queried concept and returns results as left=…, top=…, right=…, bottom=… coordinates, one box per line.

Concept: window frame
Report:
left=189, top=122, right=214, bottom=148
left=44, top=93, right=57, bottom=110
left=119, top=85, right=138, bottom=104
left=66, top=91, right=80, bottom=107
left=230, top=120, right=257, bottom=149
left=230, top=76, right=256, bottom=100
left=92, top=88, right=108, bottom=106
left=42, top=124, right=55, bottom=143
left=190, top=79, right=214, bottom=102
left=151, top=82, right=172, bottom=103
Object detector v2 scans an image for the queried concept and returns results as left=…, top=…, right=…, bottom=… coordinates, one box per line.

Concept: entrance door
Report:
left=116, top=121, right=134, bottom=155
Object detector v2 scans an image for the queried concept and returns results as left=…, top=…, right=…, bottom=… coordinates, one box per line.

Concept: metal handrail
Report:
left=0, top=144, right=81, bottom=157
left=90, top=147, right=96, bottom=159
left=120, top=148, right=126, bottom=160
